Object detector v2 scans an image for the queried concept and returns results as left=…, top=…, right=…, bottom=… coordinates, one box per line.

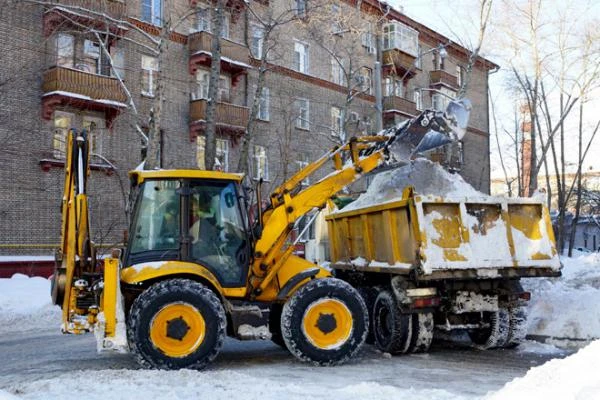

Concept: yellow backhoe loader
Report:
left=51, top=100, right=473, bottom=369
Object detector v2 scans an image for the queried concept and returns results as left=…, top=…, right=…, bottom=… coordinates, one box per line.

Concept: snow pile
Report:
left=486, top=340, right=600, bottom=400
left=0, top=369, right=472, bottom=400
left=0, top=274, right=60, bottom=334
left=523, top=251, right=600, bottom=342
left=343, top=159, right=485, bottom=212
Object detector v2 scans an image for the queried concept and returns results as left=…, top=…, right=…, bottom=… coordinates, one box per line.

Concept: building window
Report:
left=141, top=55, right=158, bottom=97
left=56, top=33, right=74, bottom=68
left=331, top=106, right=343, bottom=138
left=197, top=136, right=229, bottom=171
left=296, top=154, right=310, bottom=186
left=53, top=111, right=73, bottom=159
left=384, top=77, right=393, bottom=96
left=251, top=24, right=265, bottom=58
left=254, top=145, right=268, bottom=180
left=110, top=46, right=125, bottom=79
left=383, top=22, right=418, bottom=57
left=331, top=4, right=343, bottom=34
left=193, top=70, right=210, bottom=100
left=217, top=75, right=231, bottom=103
left=433, top=51, right=445, bottom=70
left=293, top=41, right=309, bottom=74
left=142, top=0, right=162, bottom=26
left=331, top=58, right=345, bottom=86
left=414, top=89, right=422, bottom=110
left=295, top=0, right=307, bottom=17
left=83, top=116, right=105, bottom=156
left=361, top=23, right=375, bottom=54
left=257, top=87, right=270, bottom=121
left=415, top=44, right=422, bottom=69
left=295, top=98, right=310, bottom=130
left=220, top=14, right=230, bottom=39
left=456, top=65, right=464, bottom=87
left=195, top=6, right=210, bottom=32
left=432, top=87, right=456, bottom=111
left=82, top=40, right=101, bottom=74
left=360, top=67, right=372, bottom=95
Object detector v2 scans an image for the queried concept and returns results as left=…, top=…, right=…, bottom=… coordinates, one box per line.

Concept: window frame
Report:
left=52, top=111, right=74, bottom=159
left=257, top=87, right=270, bottom=121
left=295, top=98, right=310, bottom=130
left=141, top=55, right=158, bottom=97
left=250, top=23, right=265, bottom=58
left=142, top=0, right=163, bottom=27
left=293, top=41, right=309, bottom=74
left=253, top=145, right=269, bottom=181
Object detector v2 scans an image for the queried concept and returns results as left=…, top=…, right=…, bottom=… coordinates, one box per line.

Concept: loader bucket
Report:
left=412, top=98, right=471, bottom=154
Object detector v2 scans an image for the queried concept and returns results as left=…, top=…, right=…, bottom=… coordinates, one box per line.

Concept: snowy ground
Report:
left=1, top=252, right=599, bottom=399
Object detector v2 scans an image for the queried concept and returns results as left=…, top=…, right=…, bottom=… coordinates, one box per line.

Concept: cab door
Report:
left=187, top=180, right=251, bottom=287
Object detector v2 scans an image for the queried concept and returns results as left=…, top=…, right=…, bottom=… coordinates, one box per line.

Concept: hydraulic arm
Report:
left=248, top=99, right=471, bottom=295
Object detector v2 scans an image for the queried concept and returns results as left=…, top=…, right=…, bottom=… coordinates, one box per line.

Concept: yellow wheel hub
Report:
left=302, top=298, right=353, bottom=350
left=150, top=302, right=206, bottom=358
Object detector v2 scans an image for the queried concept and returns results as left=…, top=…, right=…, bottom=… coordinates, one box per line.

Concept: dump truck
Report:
left=50, top=98, right=556, bottom=370
left=326, top=187, right=561, bottom=353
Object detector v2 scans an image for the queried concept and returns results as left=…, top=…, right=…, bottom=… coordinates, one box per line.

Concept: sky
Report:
left=388, top=0, right=600, bottom=182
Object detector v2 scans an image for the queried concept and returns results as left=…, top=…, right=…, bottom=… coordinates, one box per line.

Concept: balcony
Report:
left=189, top=99, right=249, bottom=142
left=429, top=70, right=458, bottom=89
left=41, top=67, right=128, bottom=127
left=383, top=96, right=418, bottom=117
left=188, top=31, right=250, bottom=84
left=382, top=48, right=417, bottom=79
left=43, top=0, right=127, bottom=37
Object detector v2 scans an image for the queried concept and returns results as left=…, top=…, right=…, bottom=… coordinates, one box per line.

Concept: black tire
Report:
left=372, top=289, right=412, bottom=354
left=269, top=303, right=286, bottom=348
left=469, top=309, right=510, bottom=350
left=280, top=278, right=368, bottom=366
left=356, top=286, right=378, bottom=344
left=127, top=278, right=226, bottom=370
left=408, top=312, right=434, bottom=353
left=505, top=307, right=527, bottom=348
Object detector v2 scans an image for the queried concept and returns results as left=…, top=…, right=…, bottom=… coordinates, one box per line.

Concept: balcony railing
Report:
left=47, top=0, right=126, bottom=17
left=190, top=99, right=249, bottom=129
left=42, top=67, right=128, bottom=103
left=189, top=31, right=249, bottom=66
left=382, top=48, right=417, bottom=78
left=429, top=70, right=458, bottom=88
left=383, top=96, right=418, bottom=116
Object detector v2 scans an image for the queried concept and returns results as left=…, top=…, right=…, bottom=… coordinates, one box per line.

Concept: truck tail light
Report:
left=412, top=297, right=440, bottom=308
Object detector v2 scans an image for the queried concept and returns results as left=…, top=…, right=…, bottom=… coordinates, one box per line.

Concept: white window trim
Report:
left=295, top=98, right=310, bottom=130
left=253, top=145, right=269, bottom=181
left=250, top=24, right=265, bottom=58
left=141, top=55, right=158, bottom=97
left=257, top=87, right=270, bottom=121
left=293, top=41, right=309, bottom=74
left=142, top=0, right=163, bottom=27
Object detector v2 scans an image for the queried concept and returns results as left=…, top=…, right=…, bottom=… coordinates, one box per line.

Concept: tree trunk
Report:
left=204, top=0, right=225, bottom=171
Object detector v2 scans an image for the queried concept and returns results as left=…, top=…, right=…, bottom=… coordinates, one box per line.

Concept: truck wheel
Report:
left=269, top=303, right=286, bottom=348
left=408, top=312, right=434, bottom=353
left=127, top=279, right=226, bottom=370
left=469, top=309, right=510, bottom=350
left=280, top=278, right=368, bottom=366
left=373, top=289, right=412, bottom=354
left=505, top=307, right=527, bottom=348
left=356, top=286, right=378, bottom=344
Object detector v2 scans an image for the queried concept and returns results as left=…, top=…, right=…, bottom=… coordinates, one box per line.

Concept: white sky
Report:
left=389, top=0, right=600, bottom=181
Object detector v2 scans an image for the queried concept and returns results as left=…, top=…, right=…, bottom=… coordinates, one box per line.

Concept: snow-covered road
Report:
left=0, top=327, right=566, bottom=400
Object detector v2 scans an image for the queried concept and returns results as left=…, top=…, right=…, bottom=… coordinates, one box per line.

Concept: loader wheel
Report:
left=281, top=278, right=368, bottom=366
left=372, top=289, right=412, bottom=354
left=469, top=309, right=510, bottom=350
left=269, top=303, right=286, bottom=348
left=408, top=312, right=434, bottom=353
left=127, top=279, right=226, bottom=370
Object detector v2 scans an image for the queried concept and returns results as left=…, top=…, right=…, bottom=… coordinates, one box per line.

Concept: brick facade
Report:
left=0, top=0, right=496, bottom=257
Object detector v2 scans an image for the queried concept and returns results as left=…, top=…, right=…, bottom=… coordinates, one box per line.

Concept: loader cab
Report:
left=124, top=170, right=252, bottom=287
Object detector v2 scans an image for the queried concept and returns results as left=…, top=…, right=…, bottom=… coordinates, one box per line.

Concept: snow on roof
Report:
left=191, top=50, right=253, bottom=69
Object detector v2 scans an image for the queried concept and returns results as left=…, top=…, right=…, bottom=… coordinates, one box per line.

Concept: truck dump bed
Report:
left=326, top=189, right=561, bottom=280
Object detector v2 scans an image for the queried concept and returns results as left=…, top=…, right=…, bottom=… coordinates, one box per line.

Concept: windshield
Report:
left=129, top=180, right=181, bottom=254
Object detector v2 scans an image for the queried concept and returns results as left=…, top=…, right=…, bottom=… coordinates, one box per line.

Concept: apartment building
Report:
left=0, top=0, right=497, bottom=261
